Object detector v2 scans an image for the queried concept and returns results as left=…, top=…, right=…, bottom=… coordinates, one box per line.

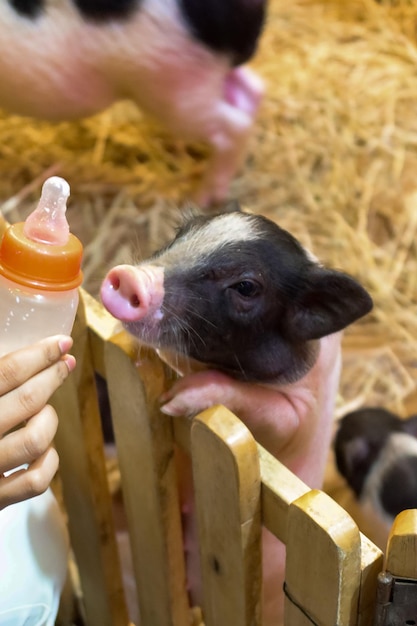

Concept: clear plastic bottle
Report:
left=0, top=176, right=83, bottom=357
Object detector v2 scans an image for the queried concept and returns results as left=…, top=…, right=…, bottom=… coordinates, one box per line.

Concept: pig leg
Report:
left=197, top=67, right=264, bottom=205
left=159, top=333, right=341, bottom=486
left=160, top=369, right=301, bottom=459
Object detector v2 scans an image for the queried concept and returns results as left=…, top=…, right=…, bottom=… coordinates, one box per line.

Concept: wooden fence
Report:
left=52, top=289, right=417, bottom=626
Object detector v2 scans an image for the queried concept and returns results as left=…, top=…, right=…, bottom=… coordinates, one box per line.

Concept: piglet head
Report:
left=101, top=210, right=373, bottom=384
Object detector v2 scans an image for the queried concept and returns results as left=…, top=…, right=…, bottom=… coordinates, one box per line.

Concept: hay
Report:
left=0, top=0, right=416, bottom=417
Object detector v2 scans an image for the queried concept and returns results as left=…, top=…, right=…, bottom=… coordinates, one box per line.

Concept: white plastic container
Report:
left=0, top=176, right=83, bottom=357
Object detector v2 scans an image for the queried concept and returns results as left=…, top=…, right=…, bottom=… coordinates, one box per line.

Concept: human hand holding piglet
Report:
left=101, top=209, right=373, bottom=624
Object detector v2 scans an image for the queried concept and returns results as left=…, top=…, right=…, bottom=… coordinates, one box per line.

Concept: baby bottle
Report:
left=0, top=176, right=83, bottom=357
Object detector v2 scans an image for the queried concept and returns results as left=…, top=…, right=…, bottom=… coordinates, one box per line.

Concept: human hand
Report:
left=0, top=335, right=76, bottom=509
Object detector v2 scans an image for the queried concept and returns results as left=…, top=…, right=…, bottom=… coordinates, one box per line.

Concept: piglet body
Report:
left=101, top=210, right=373, bottom=624
left=2, top=0, right=266, bottom=203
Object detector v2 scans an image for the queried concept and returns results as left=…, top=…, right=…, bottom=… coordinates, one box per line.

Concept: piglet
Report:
left=1, top=0, right=266, bottom=204
left=335, top=407, right=417, bottom=531
left=100, top=209, right=373, bottom=625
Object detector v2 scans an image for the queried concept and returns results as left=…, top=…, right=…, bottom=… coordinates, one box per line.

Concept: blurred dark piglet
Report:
left=335, top=407, right=417, bottom=530
left=2, top=0, right=266, bottom=204
left=101, top=209, right=373, bottom=624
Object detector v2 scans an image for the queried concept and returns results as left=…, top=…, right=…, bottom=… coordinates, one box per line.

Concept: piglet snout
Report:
left=100, top=264, right=164, bottom=322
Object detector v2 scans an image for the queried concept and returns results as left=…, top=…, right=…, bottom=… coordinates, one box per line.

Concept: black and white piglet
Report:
left=101, top=209, right=373, bottom=625
left=335, top=407, right=417, bottom=529
left=2, top=0, right=266, bottom=204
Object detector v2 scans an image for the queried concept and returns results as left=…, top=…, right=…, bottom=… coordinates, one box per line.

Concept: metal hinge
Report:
left=373, top=571, right=417, bottom=626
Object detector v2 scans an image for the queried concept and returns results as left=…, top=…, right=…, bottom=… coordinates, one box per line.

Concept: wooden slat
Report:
left=191, top=405, right=262, bottom=626
left=284, top=601, right=317, bottom=625
left=385, top=509, right=417, bottom=579
left=104, top=334, right=190, bottom=626
left=285, top=489, right=362, bottom=626
left=81, top=288, right=122, bottom=377
left=53, top=297, right=129, bottom=626
left=173, top=413, right=192, bottom=454
left=258, top=445, right=310, bottom=543
left=357, top=535, right=384, bottom=626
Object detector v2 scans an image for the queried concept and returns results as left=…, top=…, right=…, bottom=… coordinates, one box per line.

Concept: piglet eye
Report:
left=231, top=280, right=260, bottom=297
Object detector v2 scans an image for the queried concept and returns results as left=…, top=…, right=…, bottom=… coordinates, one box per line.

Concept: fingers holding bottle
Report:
left=0, top=404, right=59, bottom=476
left=0, top=445, right=59, bottom=509
left=0, top=335, right=76, bottom=509
left=0, top=335, right=76, bottom=436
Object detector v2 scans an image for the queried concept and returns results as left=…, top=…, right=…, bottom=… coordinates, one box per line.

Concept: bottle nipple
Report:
left=23, top=176, right=70, bottom=246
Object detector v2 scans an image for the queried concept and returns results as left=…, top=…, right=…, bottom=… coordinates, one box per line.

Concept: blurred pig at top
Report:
left=1, top=0, right=267, bottom=204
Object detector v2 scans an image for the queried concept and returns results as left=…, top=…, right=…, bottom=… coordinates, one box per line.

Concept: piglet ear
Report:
left=285, top=267, right=373, bottom=341
left=336, top=436, right=371, bottom=479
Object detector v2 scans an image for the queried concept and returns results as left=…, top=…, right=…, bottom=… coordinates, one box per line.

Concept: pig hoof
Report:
left=160, top=401, right=195, bottom=418
left=224, top=66, right=265, bottom=117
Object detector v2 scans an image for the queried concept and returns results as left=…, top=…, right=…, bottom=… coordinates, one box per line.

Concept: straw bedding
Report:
left=0, top=0, right=416, bottom=548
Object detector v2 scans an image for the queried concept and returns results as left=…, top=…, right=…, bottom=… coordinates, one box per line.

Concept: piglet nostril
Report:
left=130, top=294, right=140, bottom=308
left=110, top=276, right=120, bottom=291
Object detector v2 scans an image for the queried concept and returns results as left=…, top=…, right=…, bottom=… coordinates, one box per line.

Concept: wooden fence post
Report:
left=104, top=335, right=190, bottom=626
left=285, top=490, right=362, bottom=625
left=53, top=295, right=129, bottom=626
left=191, top=405, right=262, bottom=626
left=385, top=509, right=417, bottom=580
left=357, top=534, right=384, bottom=626
left=373, top=510, right=417, bottom=625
